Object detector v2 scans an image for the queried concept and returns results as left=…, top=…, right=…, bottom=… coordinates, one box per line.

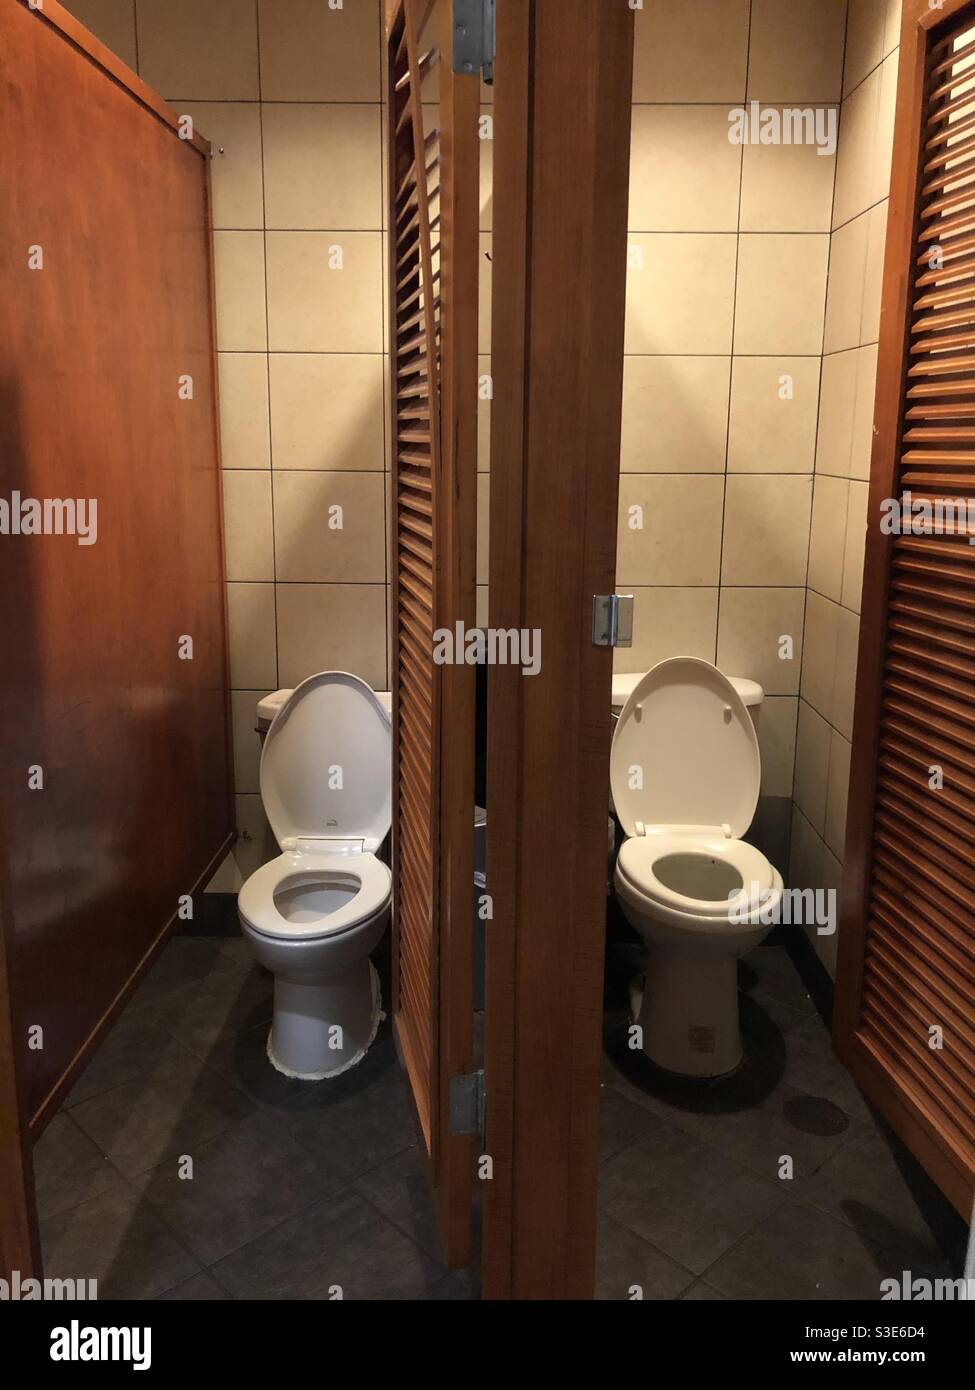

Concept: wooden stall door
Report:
left=385, top=0, right=479, bottom=1268
left=0, top=0, right=232, bottom=1255
left=834, top=0, right=975, bottom=1220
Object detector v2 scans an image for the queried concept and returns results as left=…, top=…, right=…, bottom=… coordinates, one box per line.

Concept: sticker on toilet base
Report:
left=688, top=1025, right=716, bottom=1054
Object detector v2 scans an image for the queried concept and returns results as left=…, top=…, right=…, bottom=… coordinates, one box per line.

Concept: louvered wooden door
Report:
left=836, top=0, right=975, bottom=1220
left=385, top=0, right=479, bottom=1266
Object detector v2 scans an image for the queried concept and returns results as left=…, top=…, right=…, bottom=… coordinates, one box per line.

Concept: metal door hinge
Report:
left=452, top=0, right=496, bottom=84
left=449, top=1069, right=486, bottom=1135
left=592, top=594, right=634, bottom=648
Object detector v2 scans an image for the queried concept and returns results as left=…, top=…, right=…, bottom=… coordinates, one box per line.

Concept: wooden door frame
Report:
left=482, top=0, right=635, bottom=1299
left=834, top=0, right=975, bottom=1218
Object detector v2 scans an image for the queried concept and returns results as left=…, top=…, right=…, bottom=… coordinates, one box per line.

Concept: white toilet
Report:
left=237, top=671, right=392, bottom=1081
left=611, top=657, right=783, bottom=1079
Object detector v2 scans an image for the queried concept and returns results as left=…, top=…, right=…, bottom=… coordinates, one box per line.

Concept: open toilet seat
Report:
left=239, top=848, right=391, bottom=942
left=616, top=831, right=780, bottom=926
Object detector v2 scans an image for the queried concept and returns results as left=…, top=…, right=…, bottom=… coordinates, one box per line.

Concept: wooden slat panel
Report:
left=835, top=0, right=975, bottom=1222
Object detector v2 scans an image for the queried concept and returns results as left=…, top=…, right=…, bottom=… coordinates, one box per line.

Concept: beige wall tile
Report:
left=748, top=0, right=846, bottom=102
left=257, top=0, right=381, bottom=101
left=817, top=847, right=842, bottom=976
left=476, top=585, right=488, bottom=629
left=478, top=235, right=493, bottom=356
left=614, top=588, right=719, bottom=673
left=861, top=200, right=889, bottom=344
left=621, top=357, right=730, bottom=473
left=632, top=0, right=750, bottom=103
left=739, top=111, right=837, bottom=233
left=273, top=472, right=385, bottom=583
left=884, top=0, right=902, bottom=55
left=832, top=69, right=882, bottom=230
left=479, top=109, right=494, bottom=233
left=734, top=235, right=830, bottom=356
left=629, top=106, right=742, bottom=232
left=477, top=475, right=490, bottom=586
left=851, top=343, right=879, bottom=480
left=136, top=0, right=259, bottom=99
left=824, top=728, right=852, bottom=858
left=789, top=804, right=822, bottom=890
left=231, top=688, right=271, bottom=795
left=807, top=474, right=850, bottom=602
left=721, top=475, right=814, bottom=587
left=266, top=232, right=383, bottom=352
left=625, top=235, right=737, bottom=355
left=716, top=587, right=806, bottom=695
left=842, top=481, right=869, bottom=612
left=213, top=232, right=267, bottom=351
left=477, top=356, right=492, bottom=473
left=177, top=104, right=264, bottom=229
left=816, top=349, right=858, bottom=477
left=757, top=696, right=798, bottom=798
left=218, top=354, right=271, bottom=470
left=617, top=476, right=724, bottom=587
left=844, top=0, right=891, bottom=97
left=223, top=470, right=274, bottom=581
left=794, top=699, right=831, bottom=833
left=63, top=0, right=137, bottom=68
left=800, top=590, right=840, bottom=722
left=269, top=355, right=384, bottom=470
left=728, top=357, right=820, bottom=473
left=276, top=583, right=386, bottom=689
left=227, top=582, right=277, bottom=688
left=262, top=105, right=382, bottom=231
left=873, top=53, right=900, bottom=206
left=823, top=213, right=869, bottom=353
left=233, top=793, right=276, bottom=874
left=832, top=605, right=860, bottom=739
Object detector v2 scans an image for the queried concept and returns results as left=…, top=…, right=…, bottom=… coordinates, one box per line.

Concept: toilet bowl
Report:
left=611, top=657, right=782, bottom=1078
left=237, top=671, right=392, bottom=1080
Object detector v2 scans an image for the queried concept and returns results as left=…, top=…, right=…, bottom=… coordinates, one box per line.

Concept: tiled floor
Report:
left=35, top=909, right=475, bottom=1301
left=36, top=908, right=966, bottom=1301
left=597, top=926, right=967, bottom=1301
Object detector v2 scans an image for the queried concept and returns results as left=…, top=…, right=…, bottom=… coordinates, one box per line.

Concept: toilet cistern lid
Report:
left=610, top=657, right=761, bottom=840
left=260, top=671, right=392, bottom=852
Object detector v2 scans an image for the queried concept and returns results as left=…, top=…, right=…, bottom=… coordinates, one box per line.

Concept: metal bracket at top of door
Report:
left=452, top=0, right=496, bottom=83
left=592, top=594, right=634, bottom=648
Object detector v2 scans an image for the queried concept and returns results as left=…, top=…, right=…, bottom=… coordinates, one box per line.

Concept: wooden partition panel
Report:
left=835, top=0, right=975, bottom=1219
left=385, top=0, right=479, bottom=1266
left=483, top=0, right=634, bottom=1299
left=0, top=0, right=232, bottom=1132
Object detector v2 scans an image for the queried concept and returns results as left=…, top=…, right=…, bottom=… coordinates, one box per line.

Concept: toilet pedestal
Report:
left=268, top=959, right=382, bottom=1080
left=639, top=946, right=742, bottom=1079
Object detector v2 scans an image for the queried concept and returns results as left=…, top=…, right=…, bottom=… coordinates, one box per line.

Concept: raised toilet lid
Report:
left=260, top=671, right=391, bottom=852
left=610, top=657, right=761, bottom=839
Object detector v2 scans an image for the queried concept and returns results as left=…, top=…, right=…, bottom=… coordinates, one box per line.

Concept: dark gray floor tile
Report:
left=705, top=1200, right=924, bottom=1301
left=211, top=1189, right=443, bottom=1300
left=679, top=1280, right=726, bottom=1300
left=283, top=1037, right=417, bottom=1181
left=781, top=1014, right=872, bottom=1123
left=157, top=1272, right=229, bottom=1301
left=66, top=1006, right=189, bottom=1107
left=130, top=935, right=238, bottom=1005
left=352, top=1144, right=440, bottom=1258
left=70, top=1047, right=257, bottom=1178
left=598, top=1121, right=783, bottom=1275
left=41, top=1185, right=200, bottom=1301
left=802, top=1126, right=953, bottom=1274
left=420, top=1268, right=479, bottom=1301
left=144, top=963, right=273, bottom=1062
left=600, top=1086, right=672, bottom=1163
left=32, top=1113, right=127, bottom=1221
left=131, top=1110, right=345, bottom=1265
left=205, top=1020, right=309, bottom=1111
left=215, top=935, right=264, bottom=971
left=738, top=945, right=817, bottom=1019
left=596, top=1212, right=695, bottom=1301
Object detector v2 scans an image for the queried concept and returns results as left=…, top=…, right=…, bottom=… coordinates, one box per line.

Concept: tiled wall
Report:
left=62, top=0, right=390, bottom=884
left=789, top=0, right=901, bottom=975
left=621, top=0, right=847, bottom=861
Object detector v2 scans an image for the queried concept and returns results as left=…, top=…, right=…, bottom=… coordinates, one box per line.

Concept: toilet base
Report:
left=637, top=948, right=743, bottom=1079
left=267, top=959, right=383, bottom=1081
